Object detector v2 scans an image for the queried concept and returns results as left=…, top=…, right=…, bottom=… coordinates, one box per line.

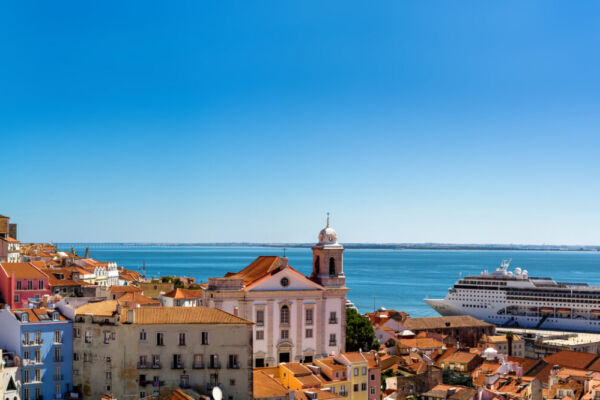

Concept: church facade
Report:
left=204, top=218, right=348, bottom=367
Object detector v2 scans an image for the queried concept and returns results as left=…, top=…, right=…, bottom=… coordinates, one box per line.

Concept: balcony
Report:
left=137, top=362, right=149, bottom=369
left=329, top=319, right=338, bottom=324
left=151, top=363, right=161, bottom=369
left=171, top=362, right=185, bottom=369
left=54, top=356, right=64, bottom=362
left=228, top=362, right=241, bottom=369
left=22, top=340, right=41, bottom=346
left=54, top=374, right=64, bottom=381
left=193, top=362, right=204, bottom=369
left=208, top=362, right=221, bottom=369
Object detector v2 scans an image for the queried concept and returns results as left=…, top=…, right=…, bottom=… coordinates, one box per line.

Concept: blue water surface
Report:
left=58, top=245, right=600, bottom=317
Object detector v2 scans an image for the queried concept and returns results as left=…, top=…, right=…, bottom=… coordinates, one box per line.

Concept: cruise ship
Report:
left=425, top=260, right=600, bottom=333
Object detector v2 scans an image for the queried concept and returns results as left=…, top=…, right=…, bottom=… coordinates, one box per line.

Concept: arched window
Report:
left=314, top=256, right=320, bottom=274
left=280, top=305, right=290, bottom=325
left=329, top=257, right=336, bottom=276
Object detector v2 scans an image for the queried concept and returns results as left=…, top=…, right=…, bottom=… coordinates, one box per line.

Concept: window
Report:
left=362, top=367, right=367, bottom=375
left=361, top=383, right=367, bottom=391
left=23, top=368, right=30, bottom=383
left=194, top=354, right=203, bottom=368
left=54, top=366, right=62, bottom=380
left=23, top=331, right=30, bottom=344
left=34, top=368, right=41, bottom=382
left=280, top=305, right=290, bottom=325
left=34, top=388, right=41, bottom=400
left=139, top=330, right=147, bottom=341
left=54, top=347, right=62, bottom=362
left=104, top=331, right=111, bottom=344
left=35, top=350, right=41, bottom=363
left=74, top=327, right=80, bottom=338
left=24, top=350, right=30, bottom=360
left=180, top=375, right=190, bottom=388
left=54, top=330, right=62, bottom=344
left=329, top=311, right=337, bottom=324
left=156, top=332, right=164, bottom=346
left=354, top=368, right=359, bottom=376
left=106, top=371, right=112, bottom=380
left=152, top=355, right=160, bottom=367
left=140, top=392, right=146, bottom=399
left=139, top=355, right=147, bottom=367
left=371, top=374, right=375, bottom=380
left=228, top=354, right=239, bottom=368
left=230, top=379, right=236, bottom=386
left=255, top=358, right=265, bottom=368
left=173, top=354, right=183, bottom=368
left=256, top=330, right=264, bottom=340
left=14, top=294, right=19, bottom=303
left=329, top=257, right=336, bottom=276
left=179, top=332, right=186, bottom=346
left=55, top=383, right=62, bottom=394
left=370, top=387, right=376, bottom=395
left=281, top=329, right=289, bottom=339
left=306, top=309, right=313, bottom=325
left=16, top=280, right=21, bottom=290
left=34, top=330, right=42, bottom=344
left=329, top=334, right=336, bottom=346
left=201, top=331, right=209, bottom=345
left=209, top=354, right=219, bottom=369
left=38, top=280, right=44, bottom=289
left=314, top=256, right=320, bottom=274
left=256, top=310, right=264, bottom=326
left=73, top=352, right=79, bottom=361
left=27, top=280, right=33, bottom=290
left=354, top=384, right=359, bottom=392
left=306, top=329, right=313, bottom=338
left=340, top=386, right=347, bottom=396
left=84, top=330, right=92, bottom=344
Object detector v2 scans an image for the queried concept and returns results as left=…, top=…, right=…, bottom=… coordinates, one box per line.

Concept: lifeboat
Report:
left=557, top=308, right=571, bottom=312
left=591, top=310, right=600, bottom=314
left=529, top=307, right=538, bottom=311
left=540, top=307, right=554, bottom=312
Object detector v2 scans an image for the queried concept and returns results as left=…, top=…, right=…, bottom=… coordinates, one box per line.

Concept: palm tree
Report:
left=505, top=331, right=514, bottom=356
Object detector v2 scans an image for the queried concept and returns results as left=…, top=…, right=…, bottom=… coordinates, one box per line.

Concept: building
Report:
left=333, top=352, right=375, bottom=400
left=0, top=349, right=20, bottom=400
left=139, top=282, right=174, bottom=299
left=480, top=334, right=525, bottom=358
left=497, top=328, right=600, bottom=359
left=0, top=215, right=19, bottom=263
left=204, top=217, right=348, bottom=367
left=253, top=369, right=294, bottom=400
left=438, top=351, right=482, bottom=373
left=0, top=308, right=73, bottom=400
left=69, top=301, right=253, bottom=400
left=0, top=263, right=50, bottom=309
left=420, top=385, right=478, bottom=400
left=73, top=259, right=119, bottom=287
left=160, top=288, right=204, bottom=307
left=403, top=316, right=495, bottom=348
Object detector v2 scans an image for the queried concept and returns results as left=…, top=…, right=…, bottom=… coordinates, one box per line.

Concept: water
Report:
left=59, top=245, right=600, bottom=317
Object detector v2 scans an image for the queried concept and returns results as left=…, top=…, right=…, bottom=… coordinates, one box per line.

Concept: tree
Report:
left=345, top=308, right=377, bottom=352
left=505, top=331, right=514, bottom=356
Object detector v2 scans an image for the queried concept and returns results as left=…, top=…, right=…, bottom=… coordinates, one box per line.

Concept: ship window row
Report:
left=459, top=280, right=507, bottom=286
left=507, top=297, right=597, bottom=304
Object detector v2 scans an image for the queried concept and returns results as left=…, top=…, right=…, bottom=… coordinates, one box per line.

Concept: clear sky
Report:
left=1, top=1, right=599, bottom=245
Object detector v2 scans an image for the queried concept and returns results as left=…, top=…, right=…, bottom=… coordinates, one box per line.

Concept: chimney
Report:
left=84, top=247, right=90, bottom=259
left=71, top=248, right=77, bottom=257
left=233, top=307, right=239, bottom=317
left=280, top=257, right=289, bottom=268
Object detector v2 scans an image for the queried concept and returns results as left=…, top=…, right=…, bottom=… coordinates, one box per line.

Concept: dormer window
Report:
left=52, top=312, right=60, bottom=321
left=21, top=313, right=29, bottom=323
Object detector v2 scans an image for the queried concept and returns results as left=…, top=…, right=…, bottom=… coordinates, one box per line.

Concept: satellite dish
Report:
left=212, top=386, right=223, bottom=400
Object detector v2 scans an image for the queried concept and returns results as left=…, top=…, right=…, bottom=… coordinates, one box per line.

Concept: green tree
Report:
left=345, top=308, right=377, bottom=352
left=505, top=331, right=514, bottom=357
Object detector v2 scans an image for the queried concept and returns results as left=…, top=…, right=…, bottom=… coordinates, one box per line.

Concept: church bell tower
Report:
left=310, top=214, right=345, bottom=288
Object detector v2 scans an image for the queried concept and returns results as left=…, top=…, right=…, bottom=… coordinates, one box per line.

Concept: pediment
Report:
left=246, top=266, right=324, bottom=292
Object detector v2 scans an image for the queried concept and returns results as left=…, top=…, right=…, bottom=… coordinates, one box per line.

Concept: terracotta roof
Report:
left=1, top=237, right=19, bottom=243
left=75, top=300, right=120, bottom=317
left=9, top=307, right=68, bottom=322
left=117, top=292, right=160, bottom=306
left=254, top=370, right=290, bottom=398
left=295, top=390, right=340, bottom=400
left=404, top=315, right=493, bottom=330
left=121, top=306, right=252, bottom=325
left=397, top=337, right=444, bottom=349
left=543, top=351, right=599, bottom=370
left=163, top=389, right=196, bottom=400
left=585, top=358, right=600, bottom=372
left=0, top=262, right=48, bottom=279
left=282, top=362, right=313, bottom=376
left=315, top=358, right=346, bottom=371
left=337, top=352, right=368, bottom=364
left=161, top=288, right=204, bottom=299
left=440, top=351, right=479, bottom=364
left=225, top=256, right=285, bottom=286
left=507, top=356, right=541, bottom=375
left=490, top=376, right=537, bottom=397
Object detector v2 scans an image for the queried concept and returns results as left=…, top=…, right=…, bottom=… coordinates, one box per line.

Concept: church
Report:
left=204, top=217, right=348, bottom=367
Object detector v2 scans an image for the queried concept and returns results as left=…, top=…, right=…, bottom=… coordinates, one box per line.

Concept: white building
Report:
left=204, top=217, right=348, bottom=367
left=159, top=288, right=204, bottom=307
left=73, top=259, right=120, bottom=287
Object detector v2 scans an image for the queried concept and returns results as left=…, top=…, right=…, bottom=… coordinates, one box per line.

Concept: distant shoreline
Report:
left=52, top=242, right=600, bottom=252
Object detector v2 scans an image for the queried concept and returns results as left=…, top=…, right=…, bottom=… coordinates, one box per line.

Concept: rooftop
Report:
left=121, top=306, right=252, bottom=325
left=404, top=315, right=493, bottom=330
left=0, top=262, right=48, bottom=279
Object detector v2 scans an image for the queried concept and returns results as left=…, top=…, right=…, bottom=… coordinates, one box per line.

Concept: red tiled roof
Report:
left=543, top=351, right=598, bottom=370
left=0, top=262, right=48, bottom=279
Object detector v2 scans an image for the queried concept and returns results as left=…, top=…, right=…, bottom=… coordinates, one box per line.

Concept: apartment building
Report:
left=0, top=263, right=50, bottom=309
left=70, top=301, right=253, bottom=400
left=0, top=308, right=73, bottom=400
left=159, top=288, right=204, bottom=307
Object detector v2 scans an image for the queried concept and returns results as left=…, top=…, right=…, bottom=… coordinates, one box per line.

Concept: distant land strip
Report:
left=52, top=242, right=600, bottom=251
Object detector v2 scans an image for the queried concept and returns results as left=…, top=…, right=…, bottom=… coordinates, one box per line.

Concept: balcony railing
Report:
left=171, top=362, right=185, bottom=369
left=54, top=356, right=64, bottom=362
left=54, top=374, right=64, bottom=381
left=151, top=363, right=161, bottom=369
left=137, top=362, right=149, bottom=369
left=22, top=340, right=42, bottom=346
left=193, top=362, right=204, bottom=369
left=329, top=319, right=338, bottom=324
left=228, top=362, right=241, bottom=369
left=208, top=362, right=221, bottom=369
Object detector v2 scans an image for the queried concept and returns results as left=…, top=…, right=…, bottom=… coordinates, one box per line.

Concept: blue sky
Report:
left=1, top=1, right=599, bottom=244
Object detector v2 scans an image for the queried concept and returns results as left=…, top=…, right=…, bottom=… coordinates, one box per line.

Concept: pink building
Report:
left=0, top=262, right=50, bottom=308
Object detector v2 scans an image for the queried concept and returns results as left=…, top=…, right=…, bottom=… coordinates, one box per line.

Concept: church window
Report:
left=280, top=305, right=290, bottom=325
left=329, top=258, right=336, bottom=276
left=314, top=256, right=320, bottom=274
left=280, top=277, right=289, bottom=287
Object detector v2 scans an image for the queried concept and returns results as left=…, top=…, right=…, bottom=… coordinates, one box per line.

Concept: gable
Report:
left=246, top=267, right=324, bottom=292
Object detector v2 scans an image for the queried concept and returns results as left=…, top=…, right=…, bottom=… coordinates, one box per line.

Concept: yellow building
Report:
left=334, top=353, right=369, bottom=400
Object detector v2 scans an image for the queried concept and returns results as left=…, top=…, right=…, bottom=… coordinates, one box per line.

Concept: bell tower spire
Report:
left=310, top=214, right=345, bottom=288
